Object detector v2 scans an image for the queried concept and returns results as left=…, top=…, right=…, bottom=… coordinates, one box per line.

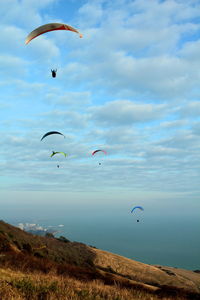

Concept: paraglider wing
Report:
left=92, top=149, right=107, bottom=155
left=41, top=131, right=65, bottom=141
left=25, top=23, right=83, bottom=44
left=50, top=151, right=67, bottom=158
left=131, top=206, right=144, bottom=213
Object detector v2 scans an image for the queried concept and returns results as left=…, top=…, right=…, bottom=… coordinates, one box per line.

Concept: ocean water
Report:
left=1, top=199, right=199, bottom=271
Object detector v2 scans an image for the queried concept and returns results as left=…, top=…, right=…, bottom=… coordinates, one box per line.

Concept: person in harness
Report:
left=51, top=69, right=57, bottom=78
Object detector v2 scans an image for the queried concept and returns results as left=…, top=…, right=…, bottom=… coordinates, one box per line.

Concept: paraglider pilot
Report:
left=51, top=69, right=57, bottom=78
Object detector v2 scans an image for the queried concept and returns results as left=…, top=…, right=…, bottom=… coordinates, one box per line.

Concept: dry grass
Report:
left=92, top=248, right=200, bottom=293
left=0, top=268, right=196, bottom=300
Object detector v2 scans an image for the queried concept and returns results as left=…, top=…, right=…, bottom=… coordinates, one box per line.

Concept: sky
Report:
left=0, top=0, right=200, bottom=225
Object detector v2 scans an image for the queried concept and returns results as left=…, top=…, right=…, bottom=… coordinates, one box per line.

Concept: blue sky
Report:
left=0, top=0, right=200, bottom=212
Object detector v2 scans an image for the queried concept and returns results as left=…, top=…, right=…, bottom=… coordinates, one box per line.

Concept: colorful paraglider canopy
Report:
left=92, top=149, right=107, bottom=155
left=50, top=151, right=67, bottom=158
left=40, top=131, right=65, bottom=141
left=131, top=206, right=144, bottom=213
left=25, top=23, right=83, bottom=44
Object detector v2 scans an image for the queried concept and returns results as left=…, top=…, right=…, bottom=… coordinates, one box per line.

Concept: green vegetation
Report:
left=56, top=235, right=70, bottom=243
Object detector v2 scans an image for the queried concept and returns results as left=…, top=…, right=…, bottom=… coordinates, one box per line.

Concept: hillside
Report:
left=0, top=220, right=199, bottom=299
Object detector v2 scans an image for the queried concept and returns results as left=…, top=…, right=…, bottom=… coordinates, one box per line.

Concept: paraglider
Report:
left=131, top=206, right=144, bottom=213
left=50, top=152, right=67, bottom=168
left=25, top=23, right=82, bottom=79
left=51, top=69, right=57, bottom=78
left=41, top=133, right=65, bottom=168
left=50, top=151, right=67, bottom=158
left=40, top=131, right=65, bottom=141
left=25, top=23, right=83, bottom=45
left=131, top=206, right=144, bottom=223
left=92, top=150, right=107, bottom=156
left=92, top=149, right=107, bottom=166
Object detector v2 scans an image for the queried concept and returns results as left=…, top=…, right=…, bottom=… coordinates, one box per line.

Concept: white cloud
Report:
left=0, top=0, right=56, bottom=28
left=25, top=37, right=60, bottom=64
left=89, top=100, right=166, bottom=126
left=0, top=55, right=28, bottom=78
left=0, top=26, right=26, bottom=54
left=179, top=101, right=200, bottom=118
left=180, top=40, right=200, bottom=62
left=78, top=1, right=104, bottom=27
left=160, top=119, right=188, bottom=129
left=41, top=109, right=88, bottom=130
left=58, top=0, right=200, bottom=101
left=46, top=90, right=91, bottom=106
left=192, top=122, right=200, bottom=136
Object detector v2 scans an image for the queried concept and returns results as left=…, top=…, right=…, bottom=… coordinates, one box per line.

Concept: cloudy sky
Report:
left=0, top=0, right=200, bottom=210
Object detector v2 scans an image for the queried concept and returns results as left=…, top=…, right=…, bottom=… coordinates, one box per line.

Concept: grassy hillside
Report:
left=0, top=220, right=199, bottom=300
left=1, top=268, right=200, bottom=300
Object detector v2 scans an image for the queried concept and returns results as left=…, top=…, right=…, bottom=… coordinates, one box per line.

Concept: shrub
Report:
left=22, top=243, right=32, bottom=253
left=57, top=236, right=70, bottom=243
left=45, top=233, right=54, bottom=238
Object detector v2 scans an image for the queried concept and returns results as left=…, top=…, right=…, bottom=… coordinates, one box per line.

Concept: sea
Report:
left=1, top=198, right=199, bottom=271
